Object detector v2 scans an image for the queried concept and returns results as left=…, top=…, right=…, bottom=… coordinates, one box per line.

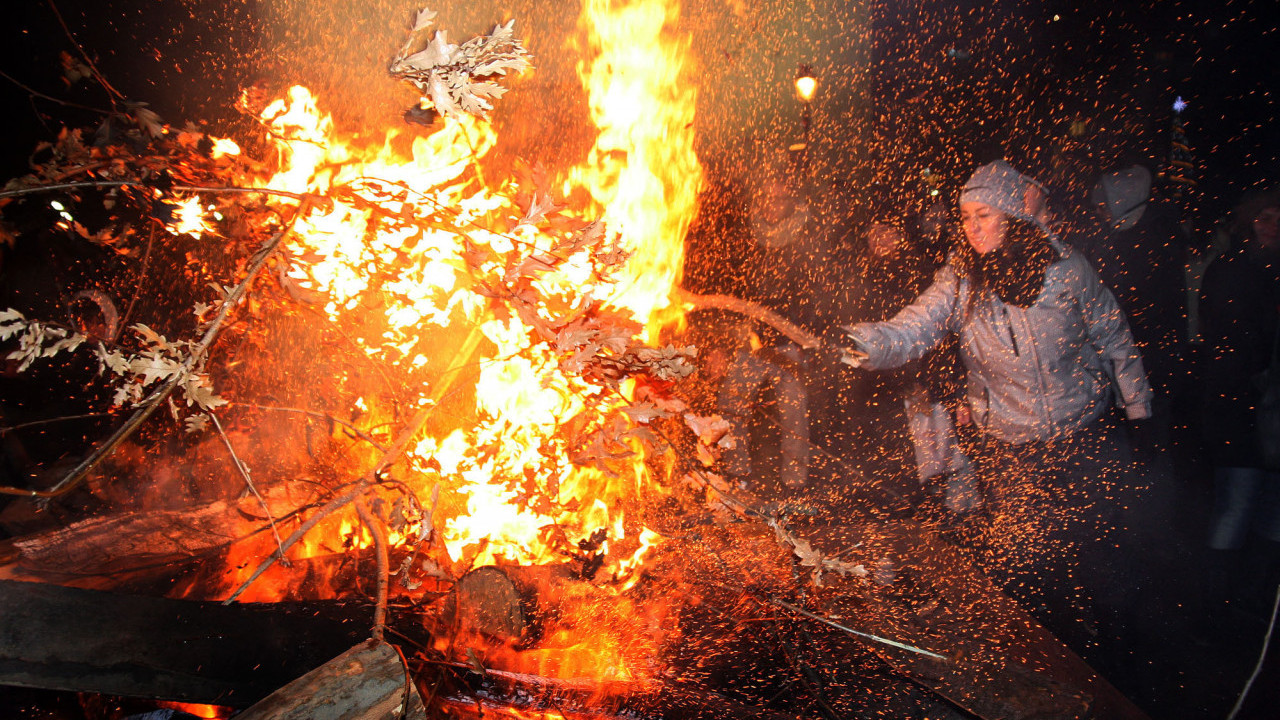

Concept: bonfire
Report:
left=0, top=6, right=1152, bottom=720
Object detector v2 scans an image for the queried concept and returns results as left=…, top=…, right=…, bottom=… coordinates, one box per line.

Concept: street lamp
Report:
left=791, top=64, right=818, bottom=177
left=795, top=64, right=818, bottom=104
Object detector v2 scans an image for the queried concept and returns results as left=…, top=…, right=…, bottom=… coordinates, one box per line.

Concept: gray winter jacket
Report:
left=845, top=241, right=1153, bottom=444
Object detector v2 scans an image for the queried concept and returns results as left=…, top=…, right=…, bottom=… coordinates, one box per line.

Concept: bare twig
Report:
left=240, top=403, right=389, bottom=452
left=0, top=179, right=312, bottom=202
left=0, top=413, right=109, bottom=436
left=357, top=499, right=390, bottom=642
left=1227, top=578, right=1280, bottom=720
left=118, top=224, right=155, bottom=332
left=0, top=180, right=312, bottom=202
left=0, top=69, right=111, bottom=116
left=44, top=0, right=125, bottom=107
left=209, top=411, right=288, bottom=564
left=765, top=596, right=947, bottom=660
left=0, top=198, right=314, bottom=499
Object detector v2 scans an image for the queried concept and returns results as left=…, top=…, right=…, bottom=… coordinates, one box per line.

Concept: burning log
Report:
left=0, top=579, right=418, bottom=706
left=0, top=482, right=324, bottom=585
left=232, top=639, right=426, bottom=720
left=439, top=565, right=543, bottom=645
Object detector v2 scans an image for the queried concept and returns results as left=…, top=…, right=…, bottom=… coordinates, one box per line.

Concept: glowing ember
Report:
left=168, top=195, right=212, bottom=237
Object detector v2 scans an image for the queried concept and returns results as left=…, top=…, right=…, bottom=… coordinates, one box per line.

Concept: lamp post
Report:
left=793, top=64, right=818, bottom=178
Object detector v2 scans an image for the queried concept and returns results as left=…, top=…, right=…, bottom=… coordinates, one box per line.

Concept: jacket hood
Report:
left=1091, top=165, right=1152, bottom=231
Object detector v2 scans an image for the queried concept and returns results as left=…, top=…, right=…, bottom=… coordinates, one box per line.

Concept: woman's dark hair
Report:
left=953, top=217, right=1058, bottom=311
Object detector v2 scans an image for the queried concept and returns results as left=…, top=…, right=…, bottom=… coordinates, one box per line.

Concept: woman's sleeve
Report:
left=842, top=265, right=958, bottom=370
left=1075, top=254, right=1154, bottom=419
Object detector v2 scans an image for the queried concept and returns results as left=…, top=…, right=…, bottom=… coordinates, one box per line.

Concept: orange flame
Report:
left=188, top=0, right=700, bottom=683
left=569, top=0, right=703, bottom=337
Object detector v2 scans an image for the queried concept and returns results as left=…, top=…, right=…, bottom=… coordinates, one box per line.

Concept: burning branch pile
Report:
left=0, top=2, right=748, bottom=687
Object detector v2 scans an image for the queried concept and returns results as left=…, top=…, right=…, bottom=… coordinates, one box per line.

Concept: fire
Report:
left=156, top=702, right=231, bottom=719
left=168, top=195, right=212, bottom=237
left=569, top=0, right=703, bottom=336
left=163, top=0, right=699, bottom=682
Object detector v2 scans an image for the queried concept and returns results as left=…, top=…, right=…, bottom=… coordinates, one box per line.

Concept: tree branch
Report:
left=0, top=198, right=314, bottom=499
left=356, top=499, right=390, bottom=642
left=675, top=289, right=823, bottom=349
left=209, top=411, right=288, bottom=564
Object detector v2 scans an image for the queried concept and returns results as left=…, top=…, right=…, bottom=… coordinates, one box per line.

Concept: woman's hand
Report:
left=840, top=346, right=870, bottom=368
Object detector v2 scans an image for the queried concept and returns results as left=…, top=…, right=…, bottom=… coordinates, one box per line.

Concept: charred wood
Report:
left=0, top=579, right=427, bottom=706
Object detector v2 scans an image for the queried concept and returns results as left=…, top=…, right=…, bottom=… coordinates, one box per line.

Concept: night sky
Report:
left=0, top=0, right=1276, bottom=224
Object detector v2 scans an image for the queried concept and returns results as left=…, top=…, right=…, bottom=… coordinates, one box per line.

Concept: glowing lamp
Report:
left=795, top=65, right=817, bottom=102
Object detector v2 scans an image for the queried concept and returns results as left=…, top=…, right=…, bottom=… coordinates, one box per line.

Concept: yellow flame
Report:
left=210, top=137, right=241, bottom=158
left=568, top=0, right=702, bottom=338
left=169, top=196, right=211, bottom=237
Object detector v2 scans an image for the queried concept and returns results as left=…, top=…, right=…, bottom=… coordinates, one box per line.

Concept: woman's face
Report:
left=960, top=201, right=1008, bottom=255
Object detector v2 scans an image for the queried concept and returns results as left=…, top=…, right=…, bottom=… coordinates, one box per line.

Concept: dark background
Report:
left=0, top=0, right=1274, bottom=224
left=1, top=0, right=1275, bottom=225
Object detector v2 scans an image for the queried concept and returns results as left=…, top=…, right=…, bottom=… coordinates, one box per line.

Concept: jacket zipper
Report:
left=1001, top=306, right=1020, bottom=356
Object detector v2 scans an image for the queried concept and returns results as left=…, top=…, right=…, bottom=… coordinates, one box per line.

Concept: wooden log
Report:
left=437, top=564, right=583, bottom=647
left=0, top=579, right=421, bottom=706
left=232, top=640, right=427, bottom=720
left=1, top=482, right=323, bottom=579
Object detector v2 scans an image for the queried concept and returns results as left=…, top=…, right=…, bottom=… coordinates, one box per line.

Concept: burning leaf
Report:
left=622, top=402, right=670, bottom=424
left=390, top=10, right=531, bottom=119
left=767, top=517, right=868, bottom=587
left=1, top=310, right=88, bottom=372
left=128, top=103, right=165, bottom=139
left=131, top=323, right=169, bottom=349
left=411, top=7, right=437, bottom=32
left=551, top=221, right=606, bottom=258
left=59, top=51, right=93, bottom=86
left=515, top=191, right=561, bottom=229
left=185, top=413, right=210, bottom=434
left=683, top=413, right=733, bottom=447
left=129, top=351, right=181, bottom=386
left=694, top=441, right=717, bottom=468
left=182, top=373, right=228, bottom=411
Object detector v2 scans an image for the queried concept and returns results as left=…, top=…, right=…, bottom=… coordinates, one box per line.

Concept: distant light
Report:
left=795, top=65, right=818, bottom=102
left=50, top=200, right=65, bottom=211
left=1053, top=14, right=1060, bottom=21
left=930, top=189, right=939, bottom=196
left=1173, top=96, right=1188, bottom=113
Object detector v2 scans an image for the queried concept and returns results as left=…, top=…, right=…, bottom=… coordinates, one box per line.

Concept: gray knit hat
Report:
left=959, top=160, right=1043, bottom=224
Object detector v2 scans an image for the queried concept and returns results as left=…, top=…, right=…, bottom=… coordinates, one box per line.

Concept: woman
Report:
left=843, top=160, right=1152, bottom=646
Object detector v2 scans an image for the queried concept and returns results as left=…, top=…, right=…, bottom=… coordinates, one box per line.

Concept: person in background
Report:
left=1089, top=165, right=1189, bottom=431
left=841, top=159, right=1153, bottom=661
left=835, top=216, right=973, bottom=513
left=698, top=177, right=831, bottom=492
left=1199, top=188, right=1280, bottom=605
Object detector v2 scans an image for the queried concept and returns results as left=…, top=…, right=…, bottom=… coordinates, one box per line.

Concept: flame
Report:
left=156, top=702, right=231, bottom=719
left=169, top=195, right=212, bottom=237
left=569, top=0, right=702, bottom=337
left=181, top=0, right=699, bottom=684
left=210, top=137, right=241, bottom=159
